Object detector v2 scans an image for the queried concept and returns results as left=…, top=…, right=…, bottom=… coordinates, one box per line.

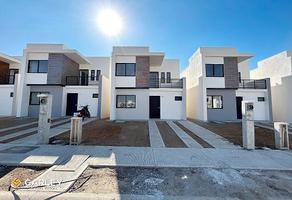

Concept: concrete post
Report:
left=70, top=117, right=83, bottom=145
left=274, top=122, right=289, bottom=149
left=37, top=94, right=52, bottom=144
left=242, top=101, right=255, bottom=150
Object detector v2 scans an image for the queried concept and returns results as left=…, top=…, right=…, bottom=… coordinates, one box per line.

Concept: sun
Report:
left=97, top=8, right=122, bottom=36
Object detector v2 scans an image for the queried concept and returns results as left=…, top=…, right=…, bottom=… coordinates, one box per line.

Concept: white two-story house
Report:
left=110, top=46, right=186, bottom=120
left=181, top=47, right=273, bottom=121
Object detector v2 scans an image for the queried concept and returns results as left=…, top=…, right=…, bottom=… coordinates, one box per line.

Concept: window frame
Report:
left=257, top=97, right=265, bottom=102
left=90, top=70, right=95, bottom=81
left=29, top=92, right=49, bottom=105
left=166, top=72, right=171, bottom=83
left=205, top=64, right=224, bottom=77
left=115, top=63, right=136, bottom=76
left=116, top=95, right=136, bottom=108
left=96, top=70, right=101, bottom=81
left=27, top=60, right=48, bottom=73
left=207, top=95, right=223, bottom=109
left=161, top=72, right=165, bottom=83
left=175, top=96, right=182, bottom=101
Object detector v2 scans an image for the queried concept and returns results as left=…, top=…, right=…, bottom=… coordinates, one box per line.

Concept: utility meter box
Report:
left=37, top=94, right=53, bottom=144
left=70, top=117, right=83, bottom=145
left=274, top=122, right=289, bottom=150
left=242, top=101, right=255, bottom=150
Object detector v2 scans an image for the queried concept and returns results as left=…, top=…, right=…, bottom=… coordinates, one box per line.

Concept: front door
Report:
left=149, top=72, right=159, bottom=88
left=66, top=93, right=78, bottom=116
left=80, top=70, right=89, bottom=85
left=236, top=96, right=243, bottom=119
left=149, top=96, right=160, bottom=118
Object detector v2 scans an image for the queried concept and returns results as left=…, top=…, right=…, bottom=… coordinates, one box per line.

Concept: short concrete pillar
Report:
left=242, top=101, right=255, bottom=150
left=274, top=122, right=289, bottom=149
left=37, top=94, right=53, bottom=144
left=70, top=117, right=83, bottom=145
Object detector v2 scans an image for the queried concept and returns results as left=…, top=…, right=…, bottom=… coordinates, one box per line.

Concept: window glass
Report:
left=30, top=92, right=49, bottom=105
left=175, top=96, right=182, bottom=101
left=212, top=96, right=223, bottom=108
left=214, top=64, right=224, bottom=77
left=167, top=72, right=171, bottom=83
left=92, top=93, right=99, bottom=98
left=96, top=70, right=101, bottom=81
left=126, top=64, right=136, bottom=76
left=38, top=60, right=48, bottom=73
left=207, top=96, right=213, bottom=108
left=28, top=60, right=39, bottom=73
left=258, top=97, right=265, bottom=102
left=117, top=95, right=126, bottom=108
left=126, top=95, right=136, bottom=108
left=116, top=64, right=126, bottom=76
left=206, top=64, right=214, bottom=77
left=161, top=72, right=165, bottom=83
left=91, top=70, right=95, bottom=81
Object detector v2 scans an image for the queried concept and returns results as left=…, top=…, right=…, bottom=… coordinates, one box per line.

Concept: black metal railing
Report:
left=0, top=75, right=16, bottom=85
left=238, top=79, right=267, bottom=89
left=66, top=76, right=99, bottom=86
left=149, top=78, right=183, bottom=88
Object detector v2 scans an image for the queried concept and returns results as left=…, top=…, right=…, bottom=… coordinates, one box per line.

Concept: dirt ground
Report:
left=69, top=166, right=292, bottom=199
left=189, top=119, right=292, bottom=149
left=0, top=117, right=37, bottom=129
left=156, top=121, right=187, bottom=148
left=0, top=166, right=46, bottom=191
left=51, top=120, right=150, bottom=147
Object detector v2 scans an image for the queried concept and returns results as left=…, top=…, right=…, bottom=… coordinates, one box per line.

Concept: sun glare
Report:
left=97, top=8, right=122, bottom=36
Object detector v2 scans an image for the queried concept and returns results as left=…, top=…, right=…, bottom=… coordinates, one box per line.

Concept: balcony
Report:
left=149, top=78, right=183, bottom=88
left=66, top=76, right=99, bottom=86
left=0, top=75, right=16, bottom=85
left=239, top=79, right=267, bottom=89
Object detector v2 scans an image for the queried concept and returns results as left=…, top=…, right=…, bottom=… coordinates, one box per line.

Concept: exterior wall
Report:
left=113, top=55, right=136, bottom=88
left=81, top=57, right=110, bottom=78
left=26, top=73, right=47, bottom=84
left=150, top=59, right=180, bottom=79
left=236, top=89, right=271, bottom=121
left=238, top=59, right=250, bottom=79
left=98, top=75, right=110, bottom=119
left=47, top=53, right=79, bottom=85
left=224, top=57, right=239, bottom=88
left=0, top=85, right=14, bottom=116
left=136, top=56, right=150, bottom=88
left=28, top=86, right=64, bottom=118
left=206, top=89, right=237, bottom=121
left=149, top=88, right=184, bottom=120
left=204, top=57, right=225, bottom=89
left=64, top=86, right=99, bottom=117
left=115, top=89, right=149, bottom=120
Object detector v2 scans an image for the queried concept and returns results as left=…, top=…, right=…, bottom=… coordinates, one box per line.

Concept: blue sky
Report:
left=0, top=0, right=291, bottom=70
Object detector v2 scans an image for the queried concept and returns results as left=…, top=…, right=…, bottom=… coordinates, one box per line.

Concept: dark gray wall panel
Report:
left=224, top=57, right=239, bottom=88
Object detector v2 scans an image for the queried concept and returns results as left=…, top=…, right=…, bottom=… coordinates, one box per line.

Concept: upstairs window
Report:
left=161, top=72, right=165, bottom=83
left=206, top=64, right=224, bottom=77
left=28, top=60, right=48, bottom=73
left=96, top=70, right=101, bottom=81
left=90, top=70, right=95, bottom=81
left=167, top=72, right=171, bottom=83
left=116, top=63, right=136, bottom=76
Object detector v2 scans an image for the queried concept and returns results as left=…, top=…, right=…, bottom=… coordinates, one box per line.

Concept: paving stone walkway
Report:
left=148, top=119, right=165, bottom=148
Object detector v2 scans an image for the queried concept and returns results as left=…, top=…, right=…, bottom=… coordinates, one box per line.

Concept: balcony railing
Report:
left=149, top=78, right=183, bottom=88
left=66, top=76, right=99, bottom=86
left=239, top=79, right=267, bottom=89
left=0, top=75, right=16, bottom=85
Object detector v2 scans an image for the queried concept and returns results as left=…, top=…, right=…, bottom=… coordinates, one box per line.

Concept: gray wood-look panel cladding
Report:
left=47, top=53, right=79, bottom=85
left=224, top=57, right=239, bottom=88
left=136, top=56, right=150, bottom=88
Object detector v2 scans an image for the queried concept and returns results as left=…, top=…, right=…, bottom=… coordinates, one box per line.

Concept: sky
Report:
left=0, top=0, right=291, bottom=70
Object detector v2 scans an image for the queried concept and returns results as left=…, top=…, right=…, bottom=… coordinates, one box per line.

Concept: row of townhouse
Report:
left=0, top=43, right=289, bottom=123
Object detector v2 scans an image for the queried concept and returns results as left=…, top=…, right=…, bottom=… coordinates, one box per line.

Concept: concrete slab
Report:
left=167, top=121, right=202, bottom=148
left=148, top=119, right=165, bottom=148
left=179, top=120, right=240, bottom=149
left=54, top=155, right=89, bottom=171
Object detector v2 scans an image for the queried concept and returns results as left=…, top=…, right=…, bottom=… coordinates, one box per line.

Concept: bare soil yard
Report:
left=189, top=119, right=292, bottom=149
left=69, top=166, right=292, bottom=199
left=0, top=117, right=36, bottom=129
left=51, top=120, right=150, bottom=147
left=0, top=166, right=46, bottom=191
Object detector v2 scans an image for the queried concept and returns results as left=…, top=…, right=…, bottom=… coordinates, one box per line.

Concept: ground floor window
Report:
left=116, top=95, right=136, bottom=108
left=207, top=95, right=223, bottom=109
left=29, top=92, right=49, bottom=105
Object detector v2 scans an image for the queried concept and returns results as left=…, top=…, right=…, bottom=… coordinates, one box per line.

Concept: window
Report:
left=115, top=63, right=136, bottom=76
left=28, top=60, right=48, bottom=73
left=116, top=95, right=136, bottom=108
left=167, top=72, right=171, bottom=83
left=207, top=95, right=223, bottom=109
left=175, top=96, right=182, bottom=101
left=29, top=92, right=49, bottom=105
left=96, top=70, right=101, bottom=81
left=161, top=72, right=165, bottom=83
left=238, top=72, right=242, bottom=83
left=10, top=92, right=13, bottom=97
left=91, top=70, right=95, bottom=81
left=205, top=64, right=224, bottom=77
left=258, top=97, right=265, bottom=102
left=92, top=93, right=99, bottom=98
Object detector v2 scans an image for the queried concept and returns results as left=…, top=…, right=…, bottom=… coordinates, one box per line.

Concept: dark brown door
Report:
left=149, top=96, right=160, bottom=118
left=236, top=96, right=243, bottom=119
